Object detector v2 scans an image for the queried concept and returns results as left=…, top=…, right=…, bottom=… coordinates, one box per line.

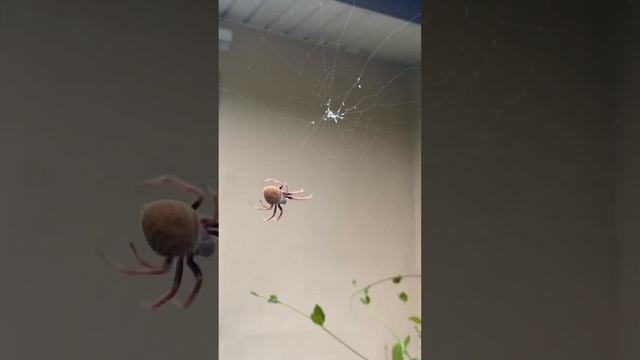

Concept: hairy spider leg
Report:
left=200, top=217, right=218, bottom=233
left=286, top=188, right=305, bottom=194
left=201, top=216, right=219, bottom=235
left=276, top=204, right=284, bottom=221
left=257, top=200, right=274, bottom=210
left=263, top=178, right=285, bottom=186
left=276, top=182, right=289, bottom=193
left=264, top=205, right=279, bottom=221
left=140, top=175, right=205, bottom=209
left=129, top=242, right=159, bottom=269
left=206, top=184, right=218, bottom=224
left=103, top=254, right=172, bottom=276
left=209, top=226, right=219, bottom=237
left=285, top=193, right=314, bottom=200
left=171, top=256, right=203, bottom=309
left=263, top=178, right=290, bottom=192
left=149, top=256, right=184, bottom=310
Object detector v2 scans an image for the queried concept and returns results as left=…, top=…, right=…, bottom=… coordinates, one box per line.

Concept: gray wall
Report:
left=0, top=1, right=218, bottom=359
left=423, top=1, right=617, bottom=359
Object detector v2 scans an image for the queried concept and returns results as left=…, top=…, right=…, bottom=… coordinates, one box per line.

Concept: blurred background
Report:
left=423, top=1, right=639, bottom=360
left=0, top=1, right=218, bottom=359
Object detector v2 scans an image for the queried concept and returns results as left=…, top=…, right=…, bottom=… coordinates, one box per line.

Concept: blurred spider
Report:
left=256, top=178, right=312, bottom=221
left=103, top=175, right=218, bottom=310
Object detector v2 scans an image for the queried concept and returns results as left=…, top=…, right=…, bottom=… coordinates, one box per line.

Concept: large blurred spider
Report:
left=103, top=175, right=218, bottom=310
left=256, top=178, right=312, bottom=221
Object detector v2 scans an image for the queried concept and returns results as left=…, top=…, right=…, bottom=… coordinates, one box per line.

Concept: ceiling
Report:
left=219, top=0, right=421, bottom=66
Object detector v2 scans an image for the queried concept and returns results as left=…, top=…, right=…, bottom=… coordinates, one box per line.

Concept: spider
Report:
left=103, top=175, right=218, bottom=310
left=256, top=178, right=312, bottom=221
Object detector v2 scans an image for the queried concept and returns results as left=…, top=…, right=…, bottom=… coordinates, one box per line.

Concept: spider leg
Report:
left=263, top=178, right=285, bottom=186
left=102, top=254, right=172, bottom=276
left=148, top=256, right=184, bottom=310
left=286, top=188, right=305, bottom=194
left=139, top=175, right=205, bottom=209
left=286, top=193, right=314, bottom=200
left=264, top=205, right=278, bottom=221
left=256, top=200, right=273, bottom=210
left=276, top=204, right=284, bottom=221
left=171, top=256, right=203, bottom=309
left=129, top=242, right=159, bottom=269
left=206, top=184, right=218, bottom=224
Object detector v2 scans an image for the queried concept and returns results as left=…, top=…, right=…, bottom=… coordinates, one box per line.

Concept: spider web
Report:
left=219, top=0, right=422, bottom=172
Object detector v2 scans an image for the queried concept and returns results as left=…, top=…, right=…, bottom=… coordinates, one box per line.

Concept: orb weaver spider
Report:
left=103, top=175, right=218, bottom=310
left=256, top=178, right=312, bottom=221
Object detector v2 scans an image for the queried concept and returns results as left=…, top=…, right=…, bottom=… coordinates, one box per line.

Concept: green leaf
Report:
left=352, top=278, right=357, bottom=287
left=250, top=291, right=259, bottom=297
left=391, top=342, right=404, bottom=360
left=404, top=335, right=411, bottom=347
left=268, top=294, right=279, bottom=304
left=398, top=292, right=408, bottom=302
left=360, top=294, right=371, bottom=305
left=392, top=276, right=402, bottom=284
left=311, top=305, right=325, bottom=326
left=408, top=316, right=421, bottom=324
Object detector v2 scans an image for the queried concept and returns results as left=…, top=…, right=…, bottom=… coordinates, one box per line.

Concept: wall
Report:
left=219, top=20, right=421, bottom=360
left=423, top=0, right=617, bottom=359
left=0, top=1, right=218, bottom=359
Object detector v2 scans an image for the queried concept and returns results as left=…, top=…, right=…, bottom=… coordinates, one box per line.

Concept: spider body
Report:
left=262, top=185, right=287, bottom=206
left=104, top=175, right=218, bottom=310
left=257, top=178, right=312, bottom=221
left=141, top=200, right=210, bottom=257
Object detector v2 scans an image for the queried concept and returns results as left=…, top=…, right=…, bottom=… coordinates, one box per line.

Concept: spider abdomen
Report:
left=141, top=200, right=200, bottom=257
left=263, top=186, right=283, bottom=205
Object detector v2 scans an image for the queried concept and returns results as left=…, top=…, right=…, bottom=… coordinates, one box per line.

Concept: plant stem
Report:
left=349, top=274, right=421, bottom=303
left=365, top=304, right=401, bottom=341
left=277, top=300, right=309, bottom=319
left=364, top=304, right=415, bottom=360
left=320, top=326, right=369, bottom=360
left=251, top=292, right=370, bottom=360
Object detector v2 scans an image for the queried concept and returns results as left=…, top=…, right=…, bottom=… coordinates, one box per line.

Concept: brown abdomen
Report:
left=263, top=186, right=282, bottom=205
left=140, top=200, right=200, bottom=257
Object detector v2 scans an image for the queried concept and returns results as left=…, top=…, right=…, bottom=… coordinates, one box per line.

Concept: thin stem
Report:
left=320, top=326, right=368, bottom=360
left=365, top=304, right=414, bottom=360
left=349, top=274, right=421, bottom=303
left=277, top=300, right=310, bottom=319
left=251, top=292, right=370, bottom=360
left=348, top=274, right=422, bottom=360
left=365, top=304, right=401, bottom=341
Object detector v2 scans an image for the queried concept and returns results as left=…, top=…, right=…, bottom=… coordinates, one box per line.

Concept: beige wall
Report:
left=219, top=21, right=421, bottom=359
